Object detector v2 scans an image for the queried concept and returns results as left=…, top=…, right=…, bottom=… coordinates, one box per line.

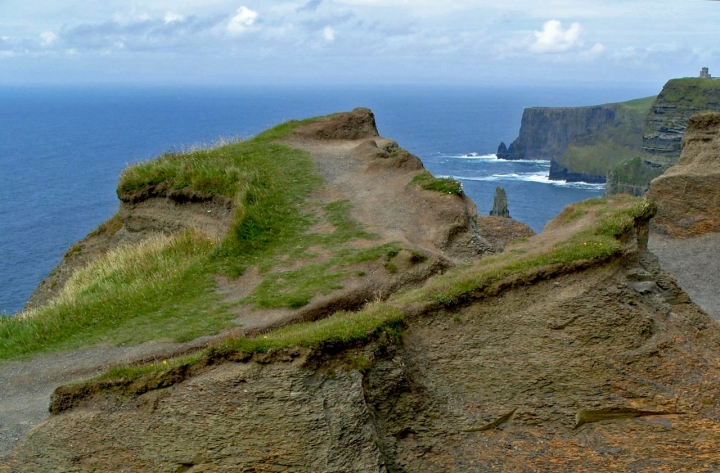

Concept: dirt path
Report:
left=649, top=231, right=720, bottom=319
left=1, top=109, right=492, bottom=460
left=0, top=337, right=221, bottom=461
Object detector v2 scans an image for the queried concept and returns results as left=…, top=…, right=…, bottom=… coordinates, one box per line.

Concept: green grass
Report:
left=0, top=232, right=224, bottom=358
left=242, top=243, right=399, bottom=309
left=1, top=115, right=397, bottom=361
left=619, top=95, right=656, bottom=113
left=81, top=197, right=654, bottom=388
left=608, top=156, right=665, bottom=186
left=410, top=171, right=463, bottom=196
left=0, top=114, right=411, bottom=361
left=658, top=78, right=720, bottom=109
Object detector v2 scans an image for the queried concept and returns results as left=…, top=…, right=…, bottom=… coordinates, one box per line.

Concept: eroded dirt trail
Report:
left=0, top=109, right=492, bottom=460
left=0, top=338, right=216, bottom=462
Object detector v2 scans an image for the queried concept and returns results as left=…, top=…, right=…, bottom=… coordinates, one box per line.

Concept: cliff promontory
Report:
left=3, top=110, right=720, bottom=472
left=499, top=97, right=653, bottom=183
left=607, top=78, right=720, bottom=196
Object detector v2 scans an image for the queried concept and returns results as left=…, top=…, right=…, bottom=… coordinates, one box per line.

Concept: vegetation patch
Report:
left=608, top=156, right=665, bottom=187
left=0, top=115, right=406, bottom=361
left=1, top=117, right=349, bottom=361
left=410, top=171, right=463, bottom=196
left=73, top=197, right=654, bottom=397
left=658, top=78, right=720, bottom=109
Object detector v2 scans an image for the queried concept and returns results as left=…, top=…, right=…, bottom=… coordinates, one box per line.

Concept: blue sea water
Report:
left=0, top=84, right=659, bottom=314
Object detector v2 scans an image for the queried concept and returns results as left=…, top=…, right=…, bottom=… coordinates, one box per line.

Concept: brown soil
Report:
left=647, top=111, right=720, bottom=238
left=476, top=215, right=535, bottom=251
left=7, top=216, right=720, bottom=471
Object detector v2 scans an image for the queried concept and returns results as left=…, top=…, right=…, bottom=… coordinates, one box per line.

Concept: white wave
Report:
left=442, top=153, right=550, bottom=164
left=444, top=153, right=498, bottom=160
left=440, top=172, right=606, bottom=189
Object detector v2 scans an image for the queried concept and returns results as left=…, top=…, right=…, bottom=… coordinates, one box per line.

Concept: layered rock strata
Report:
left=607, top=78, right=720, bottom=196
left=646, top=111, right=720, bottom=237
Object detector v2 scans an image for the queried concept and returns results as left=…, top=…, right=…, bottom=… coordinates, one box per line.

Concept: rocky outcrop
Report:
left=642, top=78, right=720, bottom=167
left=475, top=215, right=535, bottom=251
left=496, top=141, right=511, bottom=159
left=489, top=186, right=510, bottom=217
left=500, top=98, right=651, bottom=182
left=646, top=111, right=720, bottom=237
left=9, top=198, right=720, bottom=472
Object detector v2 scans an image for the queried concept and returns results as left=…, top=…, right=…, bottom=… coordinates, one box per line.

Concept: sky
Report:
left=0, top=0, right=718, bottom=87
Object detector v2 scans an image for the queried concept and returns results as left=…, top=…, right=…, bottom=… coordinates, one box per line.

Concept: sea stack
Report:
left=489, top=186, right=510, bottom=217
left=496, top=141, right=511, bottom=159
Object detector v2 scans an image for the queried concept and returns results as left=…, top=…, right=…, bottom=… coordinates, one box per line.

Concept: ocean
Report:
left=0, top=84, right=658, bottom=315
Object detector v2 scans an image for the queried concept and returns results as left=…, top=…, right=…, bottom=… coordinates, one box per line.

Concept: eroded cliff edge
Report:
left=8, top=193, right=720, bottom=472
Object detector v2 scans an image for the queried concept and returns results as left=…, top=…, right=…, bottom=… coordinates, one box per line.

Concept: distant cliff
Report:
left=646, top=111, right=720, bottom=237
left=607, top=78, right=720, bottom=196
left=498, top=97, right=653, bottom=183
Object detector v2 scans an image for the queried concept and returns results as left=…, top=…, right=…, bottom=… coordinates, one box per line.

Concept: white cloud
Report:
left=40, top=31, right=57, bottom=46
left=227, top=6, right=259, bottom=35
left=529, top=20, right=582, bottom=54
left=323, top=26, right=335, bottom=41
left=164, top=12, right=183, bottom=24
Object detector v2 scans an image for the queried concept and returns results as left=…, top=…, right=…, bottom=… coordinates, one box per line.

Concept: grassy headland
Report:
left=0, top=117, right=393, bottom=361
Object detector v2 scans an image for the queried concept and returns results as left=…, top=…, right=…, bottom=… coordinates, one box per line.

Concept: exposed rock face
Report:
left=8, top=205, right=720, bottom=472
left=646, top=111, right=720, bottom=237
left=496, top=141, right=511, bottom=159
left=489, top=186, right=510, bottom=217
left=607, top=78, right=720, bottom=196
left=642, top=79, right=720, bottom=168
left=294, top=107, right=380, bottom=141
left=500, top=101, right=648, bottom=183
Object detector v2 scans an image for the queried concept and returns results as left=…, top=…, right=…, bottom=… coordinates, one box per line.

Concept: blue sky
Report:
left=0, top=0, right=718, bottom=86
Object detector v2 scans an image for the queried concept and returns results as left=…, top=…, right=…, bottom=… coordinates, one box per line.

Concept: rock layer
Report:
left=646, top=111, right=720, bottom=237
left=607, top=78, right=720, bottom=196
left=642, top=78, right=720, bottom=168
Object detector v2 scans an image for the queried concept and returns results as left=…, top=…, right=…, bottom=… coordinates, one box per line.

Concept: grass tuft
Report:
left=410, top=171, right=463, bottom=196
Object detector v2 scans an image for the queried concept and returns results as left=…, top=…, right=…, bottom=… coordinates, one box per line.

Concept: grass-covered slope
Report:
left=82, top=195, right=655, bottom=383
left=0, top=117, right=400, bottom=361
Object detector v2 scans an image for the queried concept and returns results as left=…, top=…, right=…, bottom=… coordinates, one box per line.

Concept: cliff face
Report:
left=607, top=78, right=720, bottom=196
left=500, top=97, right=652, bottom=183
left=646, top=111, right=720, bottom=237
left=642, top=78, right=720, bottom=167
